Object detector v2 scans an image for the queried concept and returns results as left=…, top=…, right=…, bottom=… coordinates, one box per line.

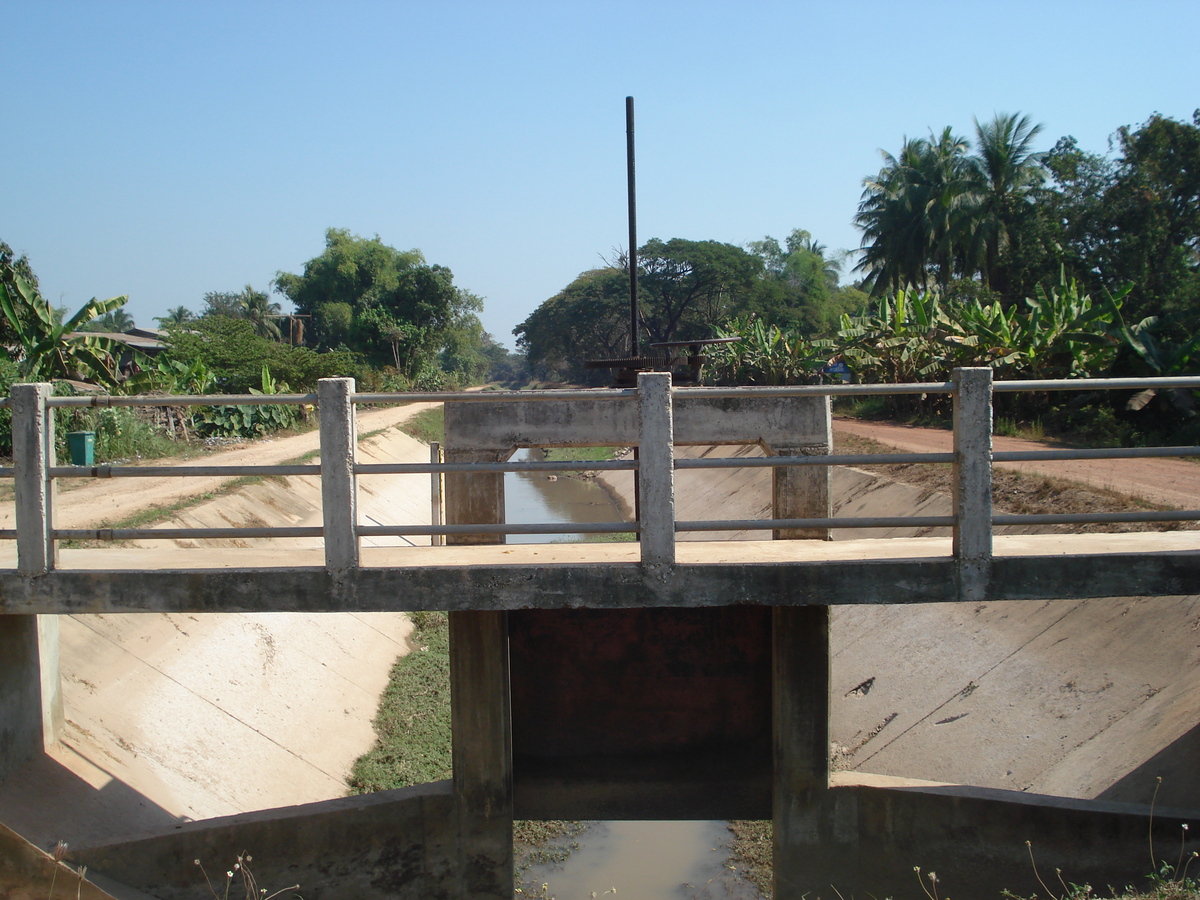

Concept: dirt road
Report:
left=834, top=417, right=1200, bottom=510
left=0, top=401, right=443, bottom=532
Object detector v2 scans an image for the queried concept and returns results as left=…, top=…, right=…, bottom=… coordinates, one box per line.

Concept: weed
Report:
left=400, top=407, right=445, bottom=445
left=195, top=853, right=301, bottom=900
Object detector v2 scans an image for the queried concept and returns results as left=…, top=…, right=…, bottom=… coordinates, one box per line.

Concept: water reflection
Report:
left=521, top=820, right=754, bottom=900
left=504, top=448, right=627, bottom=544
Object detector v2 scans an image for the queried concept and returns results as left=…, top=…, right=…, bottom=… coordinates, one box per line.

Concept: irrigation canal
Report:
left=504, top=449, right=760, bottom=899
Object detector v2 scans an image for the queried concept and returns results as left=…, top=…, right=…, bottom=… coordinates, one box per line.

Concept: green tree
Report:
left=0, top=241, right=41, bottom=346
left=275, top=228, right=477, bottom=377
left=162, top=316, right=361, bottom=393
left=1101, top=111, right=1200, bottom=324
left=965, top=113, right=1049, bottom=297
left=633, top=238, right=762, bottom=344
left=201, top=290, right=245, bottom=318
left=237, top=285, right=282, bottom=339
left=514, top=267, right=630, bottom=383
left=855, top=114, right=1051, bottom=301
left=745, top=229, right=857, bottom=334
left=854, top=128, right=975, bottom=296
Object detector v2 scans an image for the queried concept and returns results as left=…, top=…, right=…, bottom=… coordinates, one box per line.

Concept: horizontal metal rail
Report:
left=47, top=393, right=317, bottom=408
left=54, top=526, right=325, bottom=541
left=49, top=464, right=321, bottom=478
left=678, top=382, right=955, bottom=398
left=0, top=530, right=15, bottom=541
left=993, top=377, right=1200, bottom=393
left=358, top=522, right=636, bottom=537
left=992, top=446, right=1200, bottom=462
left=676, top=452, right=955, bottom=469
left=678, top=516, right=957, bottom=532
left=356, top=459, right=637, bottom=475
left=354, top=388, right=638, bottom=404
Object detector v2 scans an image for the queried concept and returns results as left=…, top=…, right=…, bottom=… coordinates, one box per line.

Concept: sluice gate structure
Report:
left=2, top=371, right=1200, bottom=899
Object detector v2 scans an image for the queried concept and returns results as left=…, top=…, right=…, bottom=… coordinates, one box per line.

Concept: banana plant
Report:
left=837, top=288, right=951, bottom=383
left=708, top=317, right=834, bottom=385
left=0, top=272, right=131, bottom=387
left=1114, top=314, right=1200, bottom=416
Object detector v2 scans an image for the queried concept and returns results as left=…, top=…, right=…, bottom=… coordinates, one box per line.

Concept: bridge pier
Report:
left=443, top=373, right=836, bottom=899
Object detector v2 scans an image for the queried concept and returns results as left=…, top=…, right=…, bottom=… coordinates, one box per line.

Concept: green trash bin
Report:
left=67, top=431, right=95, bottom=466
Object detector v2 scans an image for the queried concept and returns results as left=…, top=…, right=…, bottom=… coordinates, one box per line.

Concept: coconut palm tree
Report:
left=238, top=285, right=282, bottom=340
left=854, top=129, right=974, bottom=296
left=966, top=113, right=1048, bottom=296
left=154, top=306, right=195, bottom=328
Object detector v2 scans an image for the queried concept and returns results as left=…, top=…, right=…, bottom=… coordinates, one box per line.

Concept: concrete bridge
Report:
left=2, top=371, right=1199, bottom=899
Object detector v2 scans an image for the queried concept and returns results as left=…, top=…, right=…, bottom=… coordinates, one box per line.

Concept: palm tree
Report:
left=79, top=309, right=135, bottom=333
left=154, top=306, right=195, bottom=328
left=854, top=129, right=974, bottom=296
left=238, top=285, right=282, bottom=340
left=966, top=113, right=1048, bottom=296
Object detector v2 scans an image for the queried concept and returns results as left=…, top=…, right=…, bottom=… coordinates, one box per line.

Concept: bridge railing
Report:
left=2, top=372, right=1199, bottom=578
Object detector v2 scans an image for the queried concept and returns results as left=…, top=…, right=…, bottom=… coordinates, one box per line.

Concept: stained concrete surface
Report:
left=0, top=413, right=435, bottom=849
left=596, top=442, right=1200, bottom=810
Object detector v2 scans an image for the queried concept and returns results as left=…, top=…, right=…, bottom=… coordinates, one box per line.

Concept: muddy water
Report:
left=503, top=451, right=762, bottom=899
left=504, top=448, right=628, bottom=543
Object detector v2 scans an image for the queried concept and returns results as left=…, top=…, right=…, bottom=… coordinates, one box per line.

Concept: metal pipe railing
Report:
left=3, top=373, right=1198, bottom=573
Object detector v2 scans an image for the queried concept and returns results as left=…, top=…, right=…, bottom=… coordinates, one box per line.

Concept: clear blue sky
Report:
left=5, top=1, right=1198, bottom=349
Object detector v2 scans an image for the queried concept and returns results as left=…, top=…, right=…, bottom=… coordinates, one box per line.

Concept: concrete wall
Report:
left=0, top=616, right=58, bottom=781
left=73, top=783, right=460, bottom=900
left=793, top=775, right=1200, bottom=900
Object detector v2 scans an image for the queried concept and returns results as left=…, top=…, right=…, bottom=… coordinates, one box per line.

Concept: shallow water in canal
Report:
left=503, top=451, right=762, bottom=900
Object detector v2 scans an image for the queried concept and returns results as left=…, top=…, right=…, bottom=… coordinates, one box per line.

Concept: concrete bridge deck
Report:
left=2, top=532, right=1199, bottom=614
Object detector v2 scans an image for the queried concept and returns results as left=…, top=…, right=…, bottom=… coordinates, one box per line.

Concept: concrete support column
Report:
left=442, top=418, right=513, bottom=898
left=770, top=396, right=832, bottom=900
left=4, top=384, right=63, bottom=776
left=318, top=378, right=358, bottom=571
left=769, top=391, right=832, bottom=541
left=637, top=372, right=675, bottom=570
left=952, top=367, right=993, bottom=602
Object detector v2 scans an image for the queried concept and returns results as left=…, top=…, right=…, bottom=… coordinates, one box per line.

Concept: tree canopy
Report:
left=515, top=238, right=765, bottom=383
left=275, top=228, right=482, bottom=380
left=854, top=110, right=1200, bottom=334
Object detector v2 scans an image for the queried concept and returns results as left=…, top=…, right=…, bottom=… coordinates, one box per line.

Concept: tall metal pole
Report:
left=626, top=96, right=639, bottom=357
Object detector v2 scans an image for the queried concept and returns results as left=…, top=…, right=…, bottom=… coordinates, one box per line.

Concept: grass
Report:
left=348, top=611, right=452, bottom=792
left=400, top=407, right=445, bottom=445
left=540, top=446, right=620, bottom=463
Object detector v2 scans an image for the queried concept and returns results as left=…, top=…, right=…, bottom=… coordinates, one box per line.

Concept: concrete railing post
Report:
left=637, top=372, right=675, bottom=571
left=952, top=367, right=993, bottom=601
left=319, top=378, right=358, bottom=571
left=13, top=383, right=55, bottom=575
